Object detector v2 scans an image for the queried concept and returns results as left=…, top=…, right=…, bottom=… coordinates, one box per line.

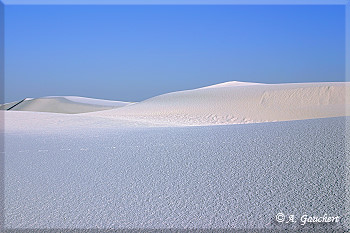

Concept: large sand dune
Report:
left=3, top=81, right=349, bottom=125
left=1, top=96, right=132, bottom=114
left=86, top=81, right=350, bottom=125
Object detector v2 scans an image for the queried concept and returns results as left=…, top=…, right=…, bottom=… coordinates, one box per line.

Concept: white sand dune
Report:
left=3, top=81, right=349, bottom=229
left=3, top=81, right=349, bottom=125
left=198, top=80, right=263, bottom=89
left=1, top=96, right=132, bottom=114
left=86, top=81, right=350, bottom=126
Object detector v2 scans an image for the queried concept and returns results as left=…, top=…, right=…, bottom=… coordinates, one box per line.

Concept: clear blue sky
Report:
left=5, top=5, right=345, bottom=102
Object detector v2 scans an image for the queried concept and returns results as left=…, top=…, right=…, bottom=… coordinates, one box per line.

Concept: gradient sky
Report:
left=5, top=4, right=345, bottom=102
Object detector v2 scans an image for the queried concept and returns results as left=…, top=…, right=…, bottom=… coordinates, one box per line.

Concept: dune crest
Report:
left=3, top=81, right=349, bottom=125
left=198, top=80, right=263, bottom=89
left=86, top=81, right=350, bottom=126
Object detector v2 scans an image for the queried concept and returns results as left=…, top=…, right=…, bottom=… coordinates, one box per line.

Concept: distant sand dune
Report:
left=1, top=96, right=132, bottom=114
left=198, top=80, right=263, bottom=89
left=3, top=81, right=349, bottom=125
left=86, top=81, right=350, bottom=125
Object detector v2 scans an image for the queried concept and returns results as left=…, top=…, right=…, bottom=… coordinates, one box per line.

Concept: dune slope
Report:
left=86, top=81, right=350, bottom=125
left=2, top=96, right=131, bottom=114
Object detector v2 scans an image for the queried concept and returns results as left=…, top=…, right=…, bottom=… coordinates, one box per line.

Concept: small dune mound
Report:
left=2, top=96, right=132, bottom=114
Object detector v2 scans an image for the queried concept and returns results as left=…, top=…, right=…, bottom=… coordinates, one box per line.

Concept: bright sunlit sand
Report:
left=3, top=81, right=349, bottom=129
left=1, top=96, right=132, bottom=114
left=2, top=81, right=350, bottom=229
left=85, top=81, right=350, bottom=126
left=4, top=3, right=348, bottom=231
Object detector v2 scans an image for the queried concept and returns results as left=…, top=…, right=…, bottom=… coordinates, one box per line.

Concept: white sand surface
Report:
left=4, top=117, right=349, bottom=229
left=3, top=81, right=349, bottom=230
left=85, top=81, right=350, bottom=126
left=3, top=81, right=349, bottom=125
left=3, top=110, right=165, bottom=134
left=1, top=96, right=131, bottom=114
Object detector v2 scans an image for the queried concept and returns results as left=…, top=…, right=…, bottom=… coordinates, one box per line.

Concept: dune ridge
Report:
left=1, top=96, right=132, bottom=114
left=198, top=80, right=263, bottom=89
left=3, top=81, right=349, bottom=126
left=86, top=81, right=350, bottom=126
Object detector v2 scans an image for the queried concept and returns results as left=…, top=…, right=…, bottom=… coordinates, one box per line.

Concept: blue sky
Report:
left=5, top=5, right=345, bottom=102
